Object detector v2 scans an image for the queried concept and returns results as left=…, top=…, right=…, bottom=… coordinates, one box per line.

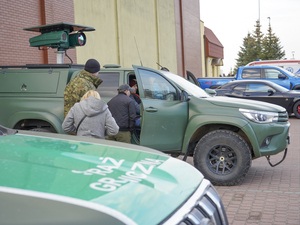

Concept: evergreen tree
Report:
left=261, top=23, right=285, bottom=60
left=252, top=20, right=264, bottom=59
left=234, top=20, right=285, bottom=73
left=234, top=33, right=256, bottom=74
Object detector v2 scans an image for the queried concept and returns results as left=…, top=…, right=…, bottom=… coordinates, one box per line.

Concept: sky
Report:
left=200, top=0, right=300, bottom=74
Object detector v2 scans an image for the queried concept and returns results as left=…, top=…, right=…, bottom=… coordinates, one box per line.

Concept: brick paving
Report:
left=181, top=116, right=300, bottom=224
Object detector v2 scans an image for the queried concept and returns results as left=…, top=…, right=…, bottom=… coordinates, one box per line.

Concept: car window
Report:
left=138, top=69, right=178, bottom=101
left=161, top=71, right=210, bottom=98
left=233, top=84, right=246, bottom=91
left=186, top=71, right=199, bottom=86
left=246, top=84, right=275, bottom=92
left=97, top=72, right=120, bottom=98
left=264, top=69, right=282, bottom=79
left=241, top=68, right=261, bottom=79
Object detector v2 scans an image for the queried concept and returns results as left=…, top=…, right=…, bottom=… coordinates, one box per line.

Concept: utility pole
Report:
left=258, top=0, right=260, bottom=24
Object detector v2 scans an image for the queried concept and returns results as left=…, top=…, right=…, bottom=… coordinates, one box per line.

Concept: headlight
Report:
left=239, top=108, right=278, bottom=123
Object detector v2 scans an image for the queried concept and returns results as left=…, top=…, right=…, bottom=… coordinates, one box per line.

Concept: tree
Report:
left=261, top=23, right=285, bottom=60
left=234, top=20, right=285, bottom=73
left=234, top=33, right=256, bottom=73
left=252, top=20, right=264, bottom=59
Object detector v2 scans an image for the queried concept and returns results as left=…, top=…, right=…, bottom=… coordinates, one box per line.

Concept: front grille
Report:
left=278, top=111, right=288, bottom=122
left=179, top=187, right=225, bottom=225
left=163, top=179, right=228, bottom=225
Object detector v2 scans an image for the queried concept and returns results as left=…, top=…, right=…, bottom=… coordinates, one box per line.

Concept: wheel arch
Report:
left=292, top=85, right=300, bottom=90
left=8, top=111, right=64, bottom=133
left=182, top=115, right=256, bottom=157
left=292, top=99, right=300, bottom=118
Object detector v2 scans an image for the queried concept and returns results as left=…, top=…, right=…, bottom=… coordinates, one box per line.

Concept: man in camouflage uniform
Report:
left=64, top=59, right=103, bottom=118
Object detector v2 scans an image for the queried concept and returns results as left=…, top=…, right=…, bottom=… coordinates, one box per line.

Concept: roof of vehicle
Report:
left=246, top=59, right=300, bottom=66
left=240, top=65, right=285, bottom=69
left=218, top=79, right=284, bottom=89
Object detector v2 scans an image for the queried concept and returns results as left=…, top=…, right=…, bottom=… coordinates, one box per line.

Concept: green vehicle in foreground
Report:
left=0, top=23, right=290, bottom=186
left=0, top=125, right=228, bottom=225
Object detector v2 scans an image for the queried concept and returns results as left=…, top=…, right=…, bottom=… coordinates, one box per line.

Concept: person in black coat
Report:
left=107, top=84, right=136, bottom=143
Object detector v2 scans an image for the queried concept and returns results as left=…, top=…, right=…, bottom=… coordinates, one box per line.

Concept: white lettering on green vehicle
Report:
left=72, top=157, right=166, bottom=192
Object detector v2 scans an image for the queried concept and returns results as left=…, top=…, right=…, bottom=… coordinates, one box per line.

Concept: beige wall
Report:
left=206, top=57, right=221, bottom=77
left=200, top=21, right=206, bottom=77
left=73, top=0, right=177, bottom=72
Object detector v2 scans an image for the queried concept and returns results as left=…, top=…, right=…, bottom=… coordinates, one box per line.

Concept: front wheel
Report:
left=193, top=130, right=252, bottom=186
left=292, top=101, right=300, bottom=119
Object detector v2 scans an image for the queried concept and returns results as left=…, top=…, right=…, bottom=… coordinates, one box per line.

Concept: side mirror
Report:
left=268, top=89, right=274, bottom=96
left=181, top=90, right=191, bottom=102
left=278, top=73, right=286, bottom=79
left=205, top=88, right=217, bottom=96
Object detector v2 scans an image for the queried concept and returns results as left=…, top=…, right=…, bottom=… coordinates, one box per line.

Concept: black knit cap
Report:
left=84, top=59, right=100, bottom=73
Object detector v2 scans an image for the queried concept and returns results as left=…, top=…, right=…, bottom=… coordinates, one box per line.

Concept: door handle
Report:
left=145, top=107, right=158, bottom=112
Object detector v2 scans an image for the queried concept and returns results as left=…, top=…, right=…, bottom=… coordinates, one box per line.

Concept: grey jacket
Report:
left=62, top=96, right=119, bottom=139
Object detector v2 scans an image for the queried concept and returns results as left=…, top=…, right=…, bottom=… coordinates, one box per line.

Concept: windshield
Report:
left=160, top=71, right=211, bottom=98
left=271, top=82, right=290, bottom=92
left=280, top=67, right=298, bottom=77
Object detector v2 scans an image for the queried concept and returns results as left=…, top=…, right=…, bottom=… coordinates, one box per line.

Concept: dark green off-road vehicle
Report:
left=0, top=23, right=290, bottom=186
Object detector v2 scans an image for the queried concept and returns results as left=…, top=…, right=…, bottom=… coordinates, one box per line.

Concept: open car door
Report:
left=133, top=65, right=188, bottom=152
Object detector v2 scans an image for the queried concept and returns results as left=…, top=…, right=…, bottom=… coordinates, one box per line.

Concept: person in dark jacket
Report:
left=129, top=79, right=141, bottom=115
left=107, top=84, right=136, bottom=143
left=129, top=79, right=141, bottom=126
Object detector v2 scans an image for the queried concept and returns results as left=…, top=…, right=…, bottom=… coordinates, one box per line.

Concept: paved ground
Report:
left=181, top=116, right=300, bottom=225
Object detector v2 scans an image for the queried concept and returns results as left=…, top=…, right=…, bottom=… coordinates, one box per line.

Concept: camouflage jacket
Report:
left=64, top=69, right=103, bottom=118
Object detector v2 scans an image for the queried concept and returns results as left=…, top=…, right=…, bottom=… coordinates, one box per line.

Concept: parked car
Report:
left=0, top=125, right=228, bottom=225
left=246, top=59, right=300, bottom=75
left=215, top=80, right=300, bottom=118
left=197, top=65, right=300, bottom=90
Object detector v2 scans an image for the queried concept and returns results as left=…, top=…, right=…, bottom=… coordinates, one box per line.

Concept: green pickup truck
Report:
left=0, top=63, right=290, bottom=186
left=0, top=23, right=290, bottom=186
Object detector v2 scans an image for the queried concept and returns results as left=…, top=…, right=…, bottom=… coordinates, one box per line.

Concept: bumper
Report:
left=243, top=121, right=290, bottom=157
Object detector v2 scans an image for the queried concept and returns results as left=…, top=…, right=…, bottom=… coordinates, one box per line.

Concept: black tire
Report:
left=193, top=130, right=252, bottom=186
left=292, top=86, right=300, bottom=90
left=30, top=128, right=56, bottom=133
left=292, top=101, right=300, bottom=119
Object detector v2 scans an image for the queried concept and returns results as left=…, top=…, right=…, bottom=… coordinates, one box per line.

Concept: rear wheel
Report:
left=193, top=130, right=252, bottom=186
left=292, top=101, right=300, bottom=119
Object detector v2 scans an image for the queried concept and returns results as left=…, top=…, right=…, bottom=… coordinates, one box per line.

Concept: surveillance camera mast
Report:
left=24, top=22, right=95, bottom=64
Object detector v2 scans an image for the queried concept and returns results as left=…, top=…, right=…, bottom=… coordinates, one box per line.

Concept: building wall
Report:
left=0, top=0, right=76, bottom=66
left=0, top=0, right=42, bottom=65
left=200, top=21, right=206, bottom=78
left=175, top=0, right=202, bottom=78
left=73, top=0, right=177, bottom=72
left=1, top=0, right=207, bottom=79
left=206, top=57, right=221, bottom=77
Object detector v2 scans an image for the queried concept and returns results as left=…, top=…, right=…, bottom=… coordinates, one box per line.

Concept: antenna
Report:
left=156, top=62, right=169, bottom=71
left=134, top=37, right=143, bottom=66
